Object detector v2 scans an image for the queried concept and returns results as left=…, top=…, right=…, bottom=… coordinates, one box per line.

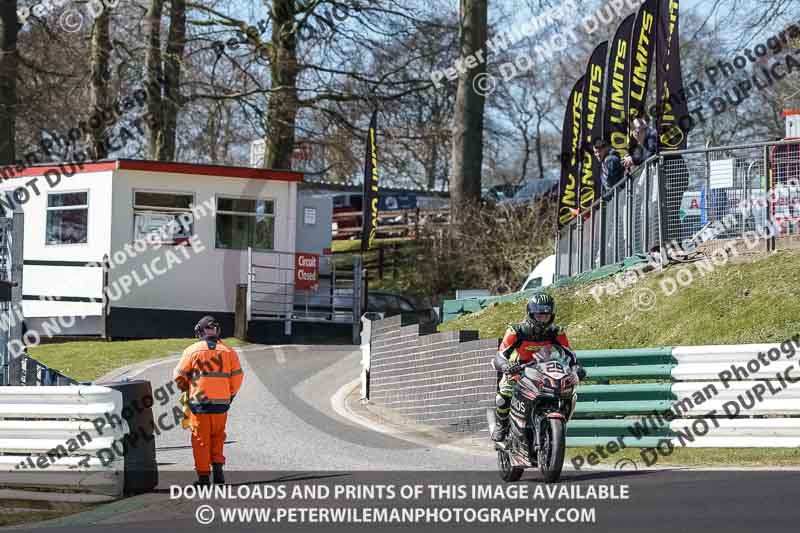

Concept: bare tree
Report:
left=450, top=0, right=488, bottom=216
left=88, top=6, right=113, bottom=160
left=0, top=0, right=18, bottom=164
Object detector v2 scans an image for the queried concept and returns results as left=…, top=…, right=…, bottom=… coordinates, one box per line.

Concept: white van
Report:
left=520, top=255, right=556, bottom=291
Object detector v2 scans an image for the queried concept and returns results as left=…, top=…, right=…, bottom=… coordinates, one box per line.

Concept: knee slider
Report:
left=495, top=394, right=510, bottom=408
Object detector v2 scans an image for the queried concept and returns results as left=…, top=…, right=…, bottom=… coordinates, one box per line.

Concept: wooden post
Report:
left=392, top=243, right=398, bottom=280
left=363, top=272, right=369, bottom=313
left=102, top=254, right=110, bottom=340
left=234, top=283, right=248, bottom=340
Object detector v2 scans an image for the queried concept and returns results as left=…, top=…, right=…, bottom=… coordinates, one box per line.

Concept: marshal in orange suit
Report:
left=174, top=316, right=243, bottom=486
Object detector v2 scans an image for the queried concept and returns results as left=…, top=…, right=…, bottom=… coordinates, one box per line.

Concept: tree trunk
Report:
left=89, top=8, right=112, bottom=160
left=535, top=115, right=544, bottom=180
left=145, top=0, right=164, bottom=159
left=264, top=0, right=299, bottom=170
left=0, top=1, right=18, bottom=165
left=449, top=0, right=487, bottom=218
left=157, top=0, right=186, bottom=161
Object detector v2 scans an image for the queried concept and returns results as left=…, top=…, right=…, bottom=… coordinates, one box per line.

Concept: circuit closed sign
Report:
left=295, top=253, right=320, bottom=291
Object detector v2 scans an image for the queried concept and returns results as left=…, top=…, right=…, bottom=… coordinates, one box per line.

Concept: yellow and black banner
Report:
left=558, top=76, right=584, bottom=227
left=361, top=110, right=379, bottom=251
left=628, top=0, right=659, bottom=123
left=655, top=0, right=689, bottom=151
left=604, top=13, right=636, bottom=159
left=579, top=41, right=609, bottom=210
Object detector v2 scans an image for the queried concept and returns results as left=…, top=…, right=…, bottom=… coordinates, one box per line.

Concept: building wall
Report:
left=109, top=169, right=297, bottom=317
left=1, top=166, right=298, bottom=337
left=368, top=315, right=499, bottom=438
left=0, top=168, right=113, bottom=332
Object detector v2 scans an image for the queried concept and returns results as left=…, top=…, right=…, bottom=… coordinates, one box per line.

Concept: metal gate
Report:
left=0, top=205, right=24, bottom=386
left=246, top=248, right=363, bottom=343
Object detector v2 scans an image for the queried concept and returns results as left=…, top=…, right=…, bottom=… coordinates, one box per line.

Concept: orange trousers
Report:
left=190, top=412, right=228, bottom=475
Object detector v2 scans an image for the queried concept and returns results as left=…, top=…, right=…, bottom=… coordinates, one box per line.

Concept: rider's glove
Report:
left=505, top=363, right=522, bottom=375
left=575, top=366, right=587, bottom=380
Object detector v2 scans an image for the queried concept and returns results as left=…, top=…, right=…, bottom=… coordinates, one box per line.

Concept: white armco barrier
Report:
left=0, top=386, right=129, bottom=498
left=663, top=343, right=800, bottom=447
left=671, top=342, right=800, bottom=380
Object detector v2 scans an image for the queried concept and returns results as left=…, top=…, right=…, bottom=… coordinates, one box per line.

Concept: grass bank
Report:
left=440, top=249, right=800, bottom=349
left=29, top=337, right=248, bottom=382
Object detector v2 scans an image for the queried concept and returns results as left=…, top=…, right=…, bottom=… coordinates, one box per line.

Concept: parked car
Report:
left=327, top=290, right=437, bottom=324
left=498, top=179, right=559, bottom=207
left=483, top=183, right=522, bottom=204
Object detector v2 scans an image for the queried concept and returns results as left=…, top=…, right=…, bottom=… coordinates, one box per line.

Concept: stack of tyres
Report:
left=105, top=379, right=159, bottom=494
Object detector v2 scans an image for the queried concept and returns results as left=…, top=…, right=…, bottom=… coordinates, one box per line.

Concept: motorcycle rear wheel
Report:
left=538, top=418, right=565, bottom=483
left=497, top=449, right=524, bottom=482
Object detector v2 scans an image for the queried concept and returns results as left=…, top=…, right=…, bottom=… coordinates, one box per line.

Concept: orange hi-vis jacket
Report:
left=174, top=338, right=243, bottom=414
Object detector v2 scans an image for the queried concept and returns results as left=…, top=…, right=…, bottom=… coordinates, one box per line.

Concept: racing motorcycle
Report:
left=487, top=346, right=586, bottom=483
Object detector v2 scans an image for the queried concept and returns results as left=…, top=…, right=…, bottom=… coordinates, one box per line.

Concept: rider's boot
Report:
left=491, top=411, right=510, bottom=442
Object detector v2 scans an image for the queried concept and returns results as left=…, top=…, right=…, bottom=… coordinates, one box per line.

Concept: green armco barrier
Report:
left=584, top=364, right=676, bottom=380
left=440, top=255, right=654, bottom=323
left=575, top=346, right=673, bottom=362
left=574, top=399, right=676, bottom=415
left=551, top=254, right=650, bottom=289
left=441, top=289, right=542, bottom=323
left=568, top=418, right=671, bottom=431
left=566, top=436, right=671, bottom=448
left=576, top=383, right=676, bottom=402
left=576, top=347, right=675, bottom=366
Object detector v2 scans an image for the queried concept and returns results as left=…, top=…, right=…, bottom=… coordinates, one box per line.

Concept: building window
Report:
left=133, top=191, right=195, bottom=244
left=215, top=197, right=275, bottom=250
left=46, top=191, right=88, bottom=245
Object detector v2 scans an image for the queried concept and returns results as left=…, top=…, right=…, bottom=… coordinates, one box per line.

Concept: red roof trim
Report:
left=1, top=161, right=118, bottom=179
left=117, top=160, right=303, bottom=182
left=1, top=159, right=303, bottom=182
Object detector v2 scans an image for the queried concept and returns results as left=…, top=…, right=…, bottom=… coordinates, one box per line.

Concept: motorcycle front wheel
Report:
left=538, top=417, right=566, bottom=483
left=497, top=449, right=524, bottom=482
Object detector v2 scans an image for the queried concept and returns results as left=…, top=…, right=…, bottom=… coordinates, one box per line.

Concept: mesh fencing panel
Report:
left=555, top=141, right=800, bottom=276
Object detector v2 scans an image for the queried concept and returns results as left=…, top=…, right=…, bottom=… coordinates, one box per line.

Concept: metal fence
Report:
left=0, top=206, right=24, bottom=386
left=556, top=139, right=800, bottom=277
left=6, top=354, right=79, bottom=386
left=247, top=248, right=363, bottom=342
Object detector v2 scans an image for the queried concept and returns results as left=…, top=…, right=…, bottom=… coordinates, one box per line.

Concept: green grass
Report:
left=29, top=337, right=248, bottom=382
left=441, top=251, right=800, bottom=465
left=566, top=446, right=800, bottom=467
left=440, top=249, right=800, bottom=349
left=331, top=237, right=410, bottom=253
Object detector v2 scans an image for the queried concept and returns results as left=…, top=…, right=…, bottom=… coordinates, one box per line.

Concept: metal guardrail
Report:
left=568, top=343, right=800, bottom=447
left=556, top=139, right=800, bottom=278
left=7, top=354, right=79, bottom=386
left=0, top=385, right=129, bottom=497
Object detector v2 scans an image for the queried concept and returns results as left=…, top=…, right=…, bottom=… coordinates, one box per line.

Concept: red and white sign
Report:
left=295, top=253, right=320, bottom=291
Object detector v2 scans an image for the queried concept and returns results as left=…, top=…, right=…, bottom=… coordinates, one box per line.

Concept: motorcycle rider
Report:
left=490, top=293, right=582, bottom=442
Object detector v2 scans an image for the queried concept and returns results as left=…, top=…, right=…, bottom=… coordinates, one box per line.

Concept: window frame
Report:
left=45, top=189, right=90, bottom=246
left=214, top=194, right=277, bottom=251
left=132, top=189, right=197, bottom=244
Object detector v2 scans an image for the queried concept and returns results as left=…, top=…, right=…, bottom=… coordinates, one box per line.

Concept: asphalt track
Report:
left=14, top=344, right=800, bottom=533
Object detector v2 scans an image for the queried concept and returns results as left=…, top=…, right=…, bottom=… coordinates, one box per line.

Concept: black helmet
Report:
left=526, top=293, right=555, bottom=326
left=194, top=315, right=220, bottom=338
